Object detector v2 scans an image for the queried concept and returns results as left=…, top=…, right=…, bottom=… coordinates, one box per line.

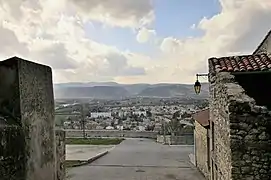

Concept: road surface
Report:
left=67, top=138, right=205, bottom=180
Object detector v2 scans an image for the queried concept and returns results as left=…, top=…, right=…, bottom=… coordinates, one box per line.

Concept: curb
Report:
left=66, top=150, right=109, bottom=168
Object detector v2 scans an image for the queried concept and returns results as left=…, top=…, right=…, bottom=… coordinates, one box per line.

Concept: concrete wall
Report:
left=55, top=129, right=66, bottom=180
left=0, top=57, right=56, bottom=180
left=66, top=129, right=158, bottom=139
left=156, top=134, right=194, bottom=145
left=194, top=121, right=209, bottom=179
left=210, top=72, right=271, bottom=180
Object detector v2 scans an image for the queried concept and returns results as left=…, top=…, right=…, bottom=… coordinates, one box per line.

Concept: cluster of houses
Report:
left=193, top=30, right=271, bottom=180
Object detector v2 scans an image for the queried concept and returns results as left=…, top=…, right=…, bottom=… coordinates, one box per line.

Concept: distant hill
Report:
left=54, top=86, right=130, bottom=99
left=54, top=82, right=209, bottom=99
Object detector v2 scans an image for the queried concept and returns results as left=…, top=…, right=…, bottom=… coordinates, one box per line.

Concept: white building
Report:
left=105, top=126, right=114, bottom=130
left=136, top=126, right=145, bottom=131
left=134, top=111, right=147, bottom=116
left=90, top=112, right=111, bottom=118
left=116, top=125, right=124, bottom=130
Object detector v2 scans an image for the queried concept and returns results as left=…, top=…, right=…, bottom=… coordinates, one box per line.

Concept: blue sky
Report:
left=84, top=0, right=220, bottom=56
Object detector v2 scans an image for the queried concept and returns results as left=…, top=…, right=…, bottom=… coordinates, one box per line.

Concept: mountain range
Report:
left=54, top=82, right=209, bottom=99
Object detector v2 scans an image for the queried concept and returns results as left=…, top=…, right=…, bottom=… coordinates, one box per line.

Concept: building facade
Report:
left=194, top=109, right=210, bottom=179
left=195, top=30, right=271, bottom=180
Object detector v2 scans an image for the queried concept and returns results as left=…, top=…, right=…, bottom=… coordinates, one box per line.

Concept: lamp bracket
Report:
left=196, top=73, right=209, bottom=80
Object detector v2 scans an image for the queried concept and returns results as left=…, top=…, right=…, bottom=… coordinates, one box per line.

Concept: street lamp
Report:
left=194, top=73, right=208, bottom=94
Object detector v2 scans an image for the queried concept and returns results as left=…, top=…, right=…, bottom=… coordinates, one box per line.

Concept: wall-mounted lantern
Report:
left=194, top=73, right=208, bottom=94
left=194, top=79, right=201, bottom=94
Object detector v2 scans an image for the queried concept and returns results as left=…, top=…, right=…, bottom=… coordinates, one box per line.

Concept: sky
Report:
left=0, top=0, right=270, bottom=84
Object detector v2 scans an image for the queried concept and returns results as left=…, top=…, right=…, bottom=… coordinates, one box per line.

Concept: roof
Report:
left=192, top=109, right=209, bottom=127
left=209, top=54, right=271, bottom=74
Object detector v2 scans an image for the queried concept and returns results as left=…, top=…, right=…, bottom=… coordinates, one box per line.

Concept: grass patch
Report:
left=66, top=138, right=124, bottom=145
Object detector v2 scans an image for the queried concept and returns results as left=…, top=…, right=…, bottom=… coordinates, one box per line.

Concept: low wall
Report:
left=55, top=129, right=66, bottom=180
left=156, top=134, right=194, bottom=145
left=65, top=129, right=158, bottom=139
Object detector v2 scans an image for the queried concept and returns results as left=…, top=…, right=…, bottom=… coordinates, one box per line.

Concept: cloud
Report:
left=136, top=27, right=156, bottom=43
left=160, top=37, right=182, bottom=53
left=0, top=25, right=29, bottom=58
left=143, top=0, right=271, bottom=84
left=100, top=52, right=146, bottom=76
left=30, top=42, right=78, bottom=70
left=0, top=0, right=271, bottom=85
left=68, top=0, right=155, bottom=28
left=0, top=0, right=146, bottom=83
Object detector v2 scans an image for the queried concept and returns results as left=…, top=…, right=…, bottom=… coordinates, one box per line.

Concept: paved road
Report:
left=67, top=138, right=205, bottom=180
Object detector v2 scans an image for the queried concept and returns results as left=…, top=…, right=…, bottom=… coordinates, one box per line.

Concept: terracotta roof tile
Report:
left=193, top=109, right=209, bottom=127
left=209, top=54, right=271, bottom=73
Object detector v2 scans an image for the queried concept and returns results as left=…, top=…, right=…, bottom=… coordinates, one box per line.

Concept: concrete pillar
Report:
left=0, top=57, right=56, bottom=180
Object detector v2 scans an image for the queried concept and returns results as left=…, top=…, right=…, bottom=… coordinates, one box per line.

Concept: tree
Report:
left=145, top=125, right=155, bottom=131
left=146, top=110, right=152, bottom=117
left=181, top=111, right=191, bottom=118
left=172, top=111, right=180, bottom=119
left=167, top=118, right=184, bottom=136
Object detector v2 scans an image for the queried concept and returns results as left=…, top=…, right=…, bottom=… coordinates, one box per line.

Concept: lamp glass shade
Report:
left=194, top=80, right=201, bottom=94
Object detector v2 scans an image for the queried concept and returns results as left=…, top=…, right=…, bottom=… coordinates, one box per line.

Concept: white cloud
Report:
left=160, top=37, right=182, bottom=53
left=0, top=0, right=146, bottom=83
left=68, top=0, right=155, bottom=28
left=0, top=0, right=271, bottom=85
left=144, top=0, right=271, bottom=84
left=136, top=27, right=156, bottom=43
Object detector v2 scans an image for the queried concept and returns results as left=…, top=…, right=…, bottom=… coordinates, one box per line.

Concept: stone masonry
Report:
left=156, top=134, right=194, bottom=145
left=194, top=120, right=209, bottom=179
left=66, top=129, right=157, bottom=138
left=0, top=57, right=56, bottom=180
left=55, top=128, right=66, bottom=180
left=209, top=72, right=271, bottom=180
left=254, top=30, right=271, bottom=55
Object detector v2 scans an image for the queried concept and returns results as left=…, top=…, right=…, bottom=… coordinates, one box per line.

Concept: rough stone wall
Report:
left=254, top=31, right=271, bottom=54
left=66, top=129, right=158, bottom=138
left=0, top=57, right=56, bottom=180
left=194, top=121, right=209, bottom=178
left=210, top=72, right=271, bottom=180
left=0, top=126, right=26, bottom=180
left=55, top=129, right=66, bottom=180
left=156, top=134, right=194, bottom=145
left=157, top=135, right=171, bottom=144
left=209, top=72, right=233, bottom=180
left=227, top=85, right=271, bottom=179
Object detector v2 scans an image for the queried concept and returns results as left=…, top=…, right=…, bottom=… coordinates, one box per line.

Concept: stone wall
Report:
left=227, top=85, right=271, bottom=179
left=171, top=134, right=194, bottom=145
left=0, top=57, right=56, bottom=180
left=209, top=72, right=234, bottom=180
left=157, top=135, right=170, bottom=144
left=194, top=121, right=209, bottom=178
left=253, top=30, right=271, bottom=54
left=210, top=72, right=271, bottom=180
left=55, top=129, right=66, bottom=180
left=66, top=129, right=157, bottom=139
left=156, top=134, right=194, bottom=145
left=0, top=125, right=26, bottom=180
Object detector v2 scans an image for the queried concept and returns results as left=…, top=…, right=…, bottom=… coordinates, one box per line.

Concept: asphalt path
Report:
left=67, top=138, right=205, bottom=180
